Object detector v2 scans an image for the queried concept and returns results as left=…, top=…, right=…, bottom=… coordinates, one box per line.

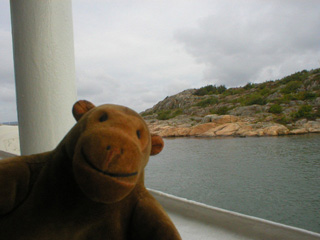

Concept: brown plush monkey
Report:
left=0, top=100, right=181, bottom=240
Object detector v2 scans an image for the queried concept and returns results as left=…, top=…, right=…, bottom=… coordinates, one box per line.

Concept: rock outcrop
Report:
left=146, top=116, right=320, bottom=138
left=142, top=68, right=320, bottom=138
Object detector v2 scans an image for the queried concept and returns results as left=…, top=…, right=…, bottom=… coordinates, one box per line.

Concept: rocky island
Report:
left=141, top=69, right=320, bottom=138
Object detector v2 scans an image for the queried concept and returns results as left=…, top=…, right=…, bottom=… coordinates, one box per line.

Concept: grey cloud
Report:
left=0, top=86, right=16, bottom=103
left=0, top=27, right=16, bottom=122
left=76, top=72, right=121, bottom=105
left=3, top=0, right=320, bottom=122
left=0, top=104, right=17, bottom=122
left=175, top=0, right=320, bottom=87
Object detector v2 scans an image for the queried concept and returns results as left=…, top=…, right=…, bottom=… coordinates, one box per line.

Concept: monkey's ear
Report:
left=150, top=135, right=164, bottom=156
left=72, top=100, right=96, bottom=121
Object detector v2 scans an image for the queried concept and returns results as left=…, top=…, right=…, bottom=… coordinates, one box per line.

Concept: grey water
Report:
left=145, top=134, right=320, bottom=233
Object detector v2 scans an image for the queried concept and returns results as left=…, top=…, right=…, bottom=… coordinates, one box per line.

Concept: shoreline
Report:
left=1, top=119, right=320, bottom=155
left=146, top=115, right=320, bottom=138
left=161, top=132, right=320, bottom=139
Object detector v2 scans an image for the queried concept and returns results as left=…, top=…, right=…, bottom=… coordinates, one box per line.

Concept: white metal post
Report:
left=10, top=0, right=77, bottom=155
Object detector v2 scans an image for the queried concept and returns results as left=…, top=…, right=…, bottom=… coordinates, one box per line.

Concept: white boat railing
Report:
left=149, top=189, right=320, bottom=240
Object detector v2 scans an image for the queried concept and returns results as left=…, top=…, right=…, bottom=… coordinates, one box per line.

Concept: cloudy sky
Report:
left=1, top=0, right=320, bottom=122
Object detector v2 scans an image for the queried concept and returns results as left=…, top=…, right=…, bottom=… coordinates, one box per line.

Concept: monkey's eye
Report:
left=136, top=130, right=141, bottom=139
left=99, top=113, right=108, bottom=122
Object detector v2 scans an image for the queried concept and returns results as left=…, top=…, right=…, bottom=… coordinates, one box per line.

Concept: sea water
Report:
left=145, top=134, right=320, bottom=233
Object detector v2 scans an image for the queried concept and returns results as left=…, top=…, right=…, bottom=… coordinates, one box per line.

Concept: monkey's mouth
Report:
left=81, top=149, right=138, bottom=178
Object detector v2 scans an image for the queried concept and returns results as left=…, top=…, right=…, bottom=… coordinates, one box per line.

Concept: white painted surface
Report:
left=149, top=189, right=320, bottom=240
left=10, top=0, right=77, bottom=155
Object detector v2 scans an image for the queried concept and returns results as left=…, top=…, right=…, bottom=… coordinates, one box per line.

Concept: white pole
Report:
left=10, top=0, right=77, bottom=155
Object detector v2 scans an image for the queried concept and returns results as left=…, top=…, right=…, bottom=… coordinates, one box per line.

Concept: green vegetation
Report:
left=193, top=85, right=227, bottom=96
left=223, top=88, right=245, bottom=96
left=297, top=91, right=317, bottom=100
left=157, top=110, right=171, bottom=120
left=157, top=109, right=183, bottom=120
left=292, top=105, right=316, bottom=120
left=195, top=97, right=219, bottom=107
left=269, top=104, right=283, bottom=114
left=259, top=88, right=272, bottom=96
left=257, top=82, right=268, bottom=90
left=242, top=93, right=267, bottom=106
left=279, top=93, right=302, bottom=104
left=211, top=106, right=230, bottom=115
left=149, top=68, right=320, bottom=126
left=276, top=94, right=296, bottom=104
left=243, top=82, right=255, bottom=90
left=278, top=70, right=309, bottom=85
left=311, top=68, right=320, bottom=74
left=281, top=81, right=302, bottom=94
left=271, top=91, right=318, bottom=104
left=275, top=115, right=292, bottom=125
left=141, top=111, right=153, bottom=117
